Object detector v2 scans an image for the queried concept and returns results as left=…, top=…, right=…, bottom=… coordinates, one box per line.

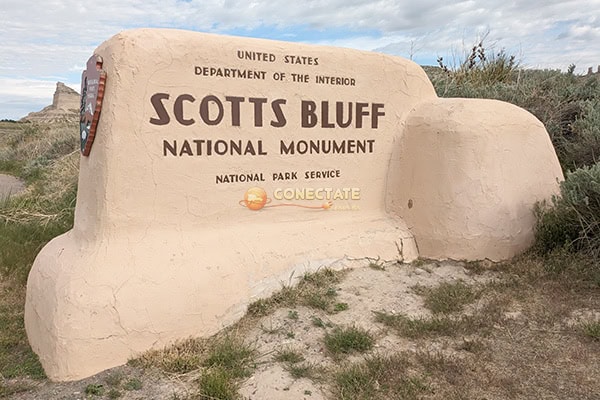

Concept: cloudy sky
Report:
left=1, top=0, right=599, bottom=119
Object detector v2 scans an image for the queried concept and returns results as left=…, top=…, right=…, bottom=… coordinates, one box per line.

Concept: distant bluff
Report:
left=21, top=82, right=79, bottom=123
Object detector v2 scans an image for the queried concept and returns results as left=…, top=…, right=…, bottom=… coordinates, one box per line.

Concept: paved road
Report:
left=0, top=173, right=25, bottom=200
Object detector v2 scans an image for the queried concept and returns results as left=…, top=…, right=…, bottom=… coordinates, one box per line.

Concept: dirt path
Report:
left=0, top=173, right=25, bottom=199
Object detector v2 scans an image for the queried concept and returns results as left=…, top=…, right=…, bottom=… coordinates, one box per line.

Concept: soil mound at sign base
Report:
left=0, top=174, right=25, bottom=200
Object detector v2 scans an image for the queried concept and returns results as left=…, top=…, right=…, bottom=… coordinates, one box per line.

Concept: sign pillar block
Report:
left=25, top=29, right=428, bottom=380
left=25, top=29, right=563, bottom=381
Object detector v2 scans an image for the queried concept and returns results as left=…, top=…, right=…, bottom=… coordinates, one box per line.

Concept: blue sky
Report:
left=1, top=0, right=599, bottom=120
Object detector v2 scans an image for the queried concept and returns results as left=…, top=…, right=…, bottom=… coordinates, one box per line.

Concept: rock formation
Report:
left=21, top=82, right=79, bottom=123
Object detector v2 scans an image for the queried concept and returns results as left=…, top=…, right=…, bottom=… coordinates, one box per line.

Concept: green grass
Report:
left=287, top=363, right=324, bottom=380
left=123, top=377, right=142, bottom=391
left=104, top=371, right=124, bottom=387
left=0, top=381, right=32, bottom=398
left=373, top=311, right=459, bottom=338
left=198, top=367, right=238, bottom=400
left=203, top=336, right=255, bottom=379
left=333, top=354, right=430, bottom=400
left=422, top=281, right=480, bottom=314
left=0, top=280, right=45, bottom=379
left=324, top=326, right=374, bottom=355
left=131, top=335, right=254, bottom=399
left=274, top=349, right=323, bottom=381
left=84, top=383, right=105, bottom=396
left=247, top=268, right=346, bottom=316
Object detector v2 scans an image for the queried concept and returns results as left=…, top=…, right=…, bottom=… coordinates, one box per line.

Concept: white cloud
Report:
left=1, top=0, right=599, bottom=118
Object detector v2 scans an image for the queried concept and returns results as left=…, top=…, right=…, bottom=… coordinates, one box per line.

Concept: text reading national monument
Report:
left=25, top=29, right=563, bottom=381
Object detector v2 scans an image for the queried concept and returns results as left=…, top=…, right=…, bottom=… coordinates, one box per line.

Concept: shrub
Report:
left=534, top=162, right=600, bottom=259
left=436, top=38, right=518, bottom=86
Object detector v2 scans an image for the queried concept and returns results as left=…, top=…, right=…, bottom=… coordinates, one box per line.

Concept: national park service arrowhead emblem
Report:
left=80, top=55, right=107, bottom=156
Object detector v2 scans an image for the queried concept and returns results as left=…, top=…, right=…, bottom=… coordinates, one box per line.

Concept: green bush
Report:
left=535, top=162, right=600, bottom=258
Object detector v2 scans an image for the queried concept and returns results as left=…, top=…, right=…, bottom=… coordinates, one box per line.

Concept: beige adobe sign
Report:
left=25, top=29, right=563, bottom=381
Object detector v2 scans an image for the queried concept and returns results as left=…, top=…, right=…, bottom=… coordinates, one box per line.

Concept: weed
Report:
left=411, top=258, right=427, bottom=267
left=259, top=322, right=282, bottom=335
left=311, top=316, right=325, bottom=328
left=246, top=268, right=346, bottom=316
left=457, top=338, right=486, bottom=354
left=436, top=35, right=518, bottom=86
left=581, top=321, right=600, bottom=340
left=0, top=381, right=32, bottom=398
left=368, top=261, right=385, bottom=270
left=287, top=363, right=323, bottom=380
left=333, top=354, right=429, bottom=400
left=287, top=310, right=299, bottom=320
left=334, top=363, right=374, bottom=399
left=274, top=349, right=305, bottom=364
left=415, top=350, right=467, bottom=386
left=84, top=383, right=105, bottom=396
left=334, top=302, right=349, bottom=312
left=129, top=338, right=205, bottom=374
left=373, top=311, right=458, bottom=338
left=123, top=377, right=142, bottom=391
left=104, top=371, right=123, bottom=387
left=311, top=316, right=332, bottom=328
left=247, top=298, right=270, bottom=317
left=198, top=367, right=237, bottom=400
left=324, top=326, right=374, bottom=355
left=0, top=279, right=46, bottom=379
left=203, top=336, right=254, bottom=379
left=423, top=281, right=480, bottom=314
left=305, top=292, right=330, bottom=311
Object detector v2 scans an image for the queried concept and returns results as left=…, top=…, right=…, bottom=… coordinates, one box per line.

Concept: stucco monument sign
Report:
left=25, top=29, right=563, bottom=381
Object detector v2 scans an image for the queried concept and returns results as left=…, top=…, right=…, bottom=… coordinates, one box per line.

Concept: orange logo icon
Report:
left=239, top=187, right=272, bottom=210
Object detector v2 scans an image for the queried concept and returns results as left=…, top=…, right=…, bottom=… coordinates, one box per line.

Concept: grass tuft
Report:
left=129, top=338, right=206, bottom=374
left=422, top=281, right=480, bottom=314
left=287, top=363, right=323, bottom=381
left=324, top=326, right=374, bottom=355
left=581, top=321, right=600, bottom=341
left=373, top=311, right=459, bottom=338
left=198, top=367, right=238, bottom=400
left=203, top=336, right=255, bottom=379
left=334, top=354, right=429, bottom=400
left=123, top=377, right=142, bottom=391
left=84, top=383, right=105, bottom=396
left=274, top=348, right=305, bottom=364
left=247, top=268, right=346, bottom=316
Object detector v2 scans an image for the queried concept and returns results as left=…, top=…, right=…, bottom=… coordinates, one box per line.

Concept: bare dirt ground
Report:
left=5, top=259, right=599, bottom=400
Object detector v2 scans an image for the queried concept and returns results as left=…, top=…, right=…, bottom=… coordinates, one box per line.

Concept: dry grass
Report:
left=246, top=268, right=347, bottom=316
